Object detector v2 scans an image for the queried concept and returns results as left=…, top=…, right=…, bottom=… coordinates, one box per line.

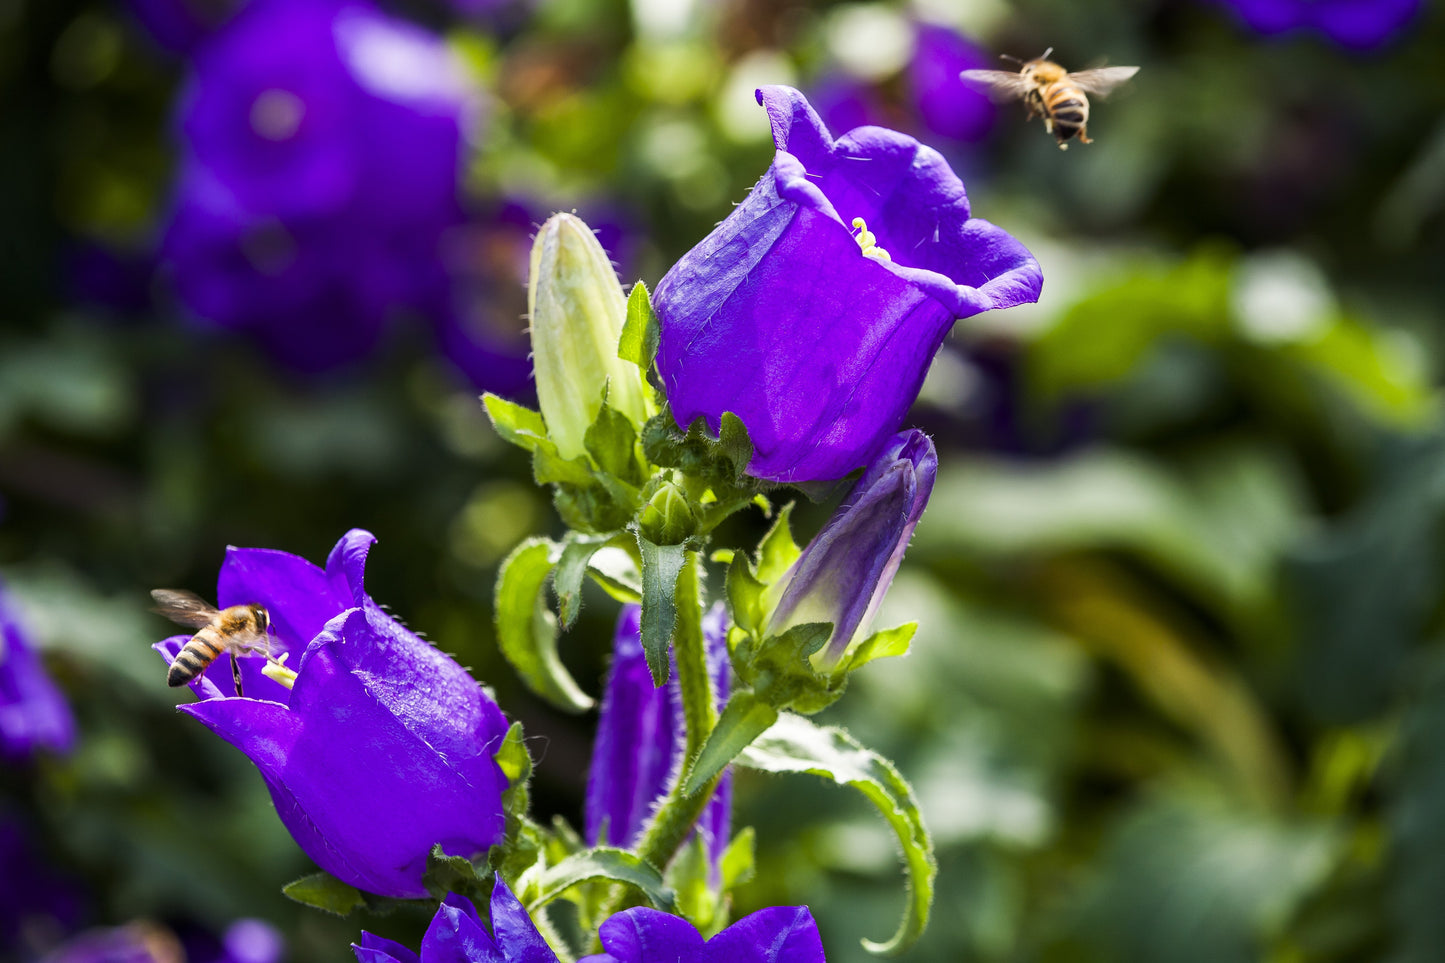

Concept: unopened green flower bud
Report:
left=528, top=213, right=650, bottom=461
left=637, top=482, right=696, bottom=545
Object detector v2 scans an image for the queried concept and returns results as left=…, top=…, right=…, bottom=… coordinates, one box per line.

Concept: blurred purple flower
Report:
left=122, top=0, right=231, bottom=54
left=768, top=430, right=936, bottom=666
left=907, top=24, right=996, bottom=143
left=161, top=0, right=483, bottom=373
left=0, top=578, right=76, bottom=759
left=808, top=75, right=891, bottom=137
left=38, top=922, right=183, bottom=963
left=653, top=85, right=1041, bottom=483
left=1212, top=0, right=1423, bottom=48
left=585, top=604, right=731, bottom=872
left=153, top=529, right=510, bottom=898
left=352, top=879, right=558, bottom=963
left=579, top=905, right=827, bottom=963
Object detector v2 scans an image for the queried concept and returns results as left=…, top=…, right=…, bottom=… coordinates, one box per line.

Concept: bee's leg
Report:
left=232, top=654, right=244, bottom=698
left=1043, top=116, right=1054, bottom=135
left=1078, top=125, right=1092, bottom=144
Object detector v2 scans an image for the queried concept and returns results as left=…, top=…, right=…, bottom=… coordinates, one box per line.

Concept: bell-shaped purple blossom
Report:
left=352, top=879, right=559, bottom=963
left=580, top=905, right=827, bottom=963
left=0, top=578, right=77, bottom=759
left=153, top=530, right=510, bottom=898
left=585, top=605, right=731, bottom=870
left=768, top=430, right=937, bottom=666
left=1211, top=0, right=1423, bottom=48
left=161, top=0, right=483, bottom=373
left=653, top=85, right=1040, bottom=484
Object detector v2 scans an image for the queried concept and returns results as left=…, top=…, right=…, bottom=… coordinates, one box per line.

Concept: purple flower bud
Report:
left=768, top=430, right=936, bottom=666
left=353, top=879, right=560, bottom=963
left=585, top=605, right=731, bottom=873
left=653, top=85, right=1040, bottom=483
left=0, top=578, right=77, bottom=760
left=154, top=530, right=510, bottom=898
left=580, top=905, right=827, bottom=963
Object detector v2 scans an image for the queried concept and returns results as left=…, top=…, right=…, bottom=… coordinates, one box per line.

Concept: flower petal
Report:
left=218, top=545, right=347, bottom=652
left=704, top=906, right=826, bottom=963
left=594, top=908, right=707, bottom=962
left=421, top=893, right=503, bottom=963
left=490, top=878, right=562, bottom=963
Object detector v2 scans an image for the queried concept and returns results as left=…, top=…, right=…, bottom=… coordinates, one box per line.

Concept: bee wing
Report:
left=150, top=589, right=219, bottom=629
left=1068, top=66, right=1139, bottom=98
left=958, top=70, right=1035, bottom=103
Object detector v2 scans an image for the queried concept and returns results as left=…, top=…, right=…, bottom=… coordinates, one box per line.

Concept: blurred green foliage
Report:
left=3, top=0, right=1445, bottom=960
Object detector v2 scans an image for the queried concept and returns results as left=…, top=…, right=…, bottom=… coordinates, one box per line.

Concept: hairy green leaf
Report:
left=282, top=872, right=366, bottom=916
left=738, top=713, right=935, bottom=956
left=554, top=533, right=615, bottom=629
left=620, top=280, right=661, bottom=371
left=684, top=690, right=778, bottom=795
left=636, top=534, right=689, bottom=686
left=526, top=847, right=676, bottom=915
left=495, top=538, right=593, bottom=712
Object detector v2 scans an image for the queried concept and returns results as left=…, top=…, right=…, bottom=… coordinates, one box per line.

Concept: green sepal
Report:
left=620, top=280, right=661, bottom=372
left=683, top=690, right=779, bottom=796
left=640, top=410, right=763, bottom=517
left=532, top=447, right=595, bottom=488
left=719, top=827, right=756, bottom=893
left=554, top=532, right=616, bottom=629
left=482, top=393, right=549, bottom=452
left=488, top=722, right=546, bottom=883
left=716, top=412, right=754, bottom=485
left=521, top=847, right=677, bottom=915
left=745, top=621, right=836, bottom=711
left=281, top=872, right=369, bottom=916
left=423, top=844, right=492, bottom=904
left=666, top=835, right=716, bottom=932
left=839, top=622, right=917, bottom=674
left=738, top=713, right=936, bottom=957
left=636, top=534, right=690, bottom=686
left=725, top=554, right=767, bottom=637
left=495, top=538, right=594, bottom=713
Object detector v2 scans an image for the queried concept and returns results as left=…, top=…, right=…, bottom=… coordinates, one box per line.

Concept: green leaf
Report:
left=496, top=721, right=533, bottom=823
left=719, top=827, right=756, bottom=892
left=587, top=546, right=643, bottom=602
left=738, top=713, right=936, bottom=956
left=636, top=535, right=690, bottom=686
left=554, top=533, right=615, bottom=629
left=725, top=554, right=767, bottom=636
left=526, top=847, right=676, bottom=914
left=684, top=690, right=779, bottom=795
left=282, top=872, right=366, bottom=916
left=755, top=503, right=800, bottom=585
left=585, top=399, right=643, bottom=484
left=495, top=538, right=594, bottom=713
left=842, top=623, right=917, bottom=674
left=483, top=393, right=549, bottom=452
left=620, top=280, right=661, bottom=371
left=666, top=834, right=716, bottom=932
left=532, top=447, right=596, bottom=488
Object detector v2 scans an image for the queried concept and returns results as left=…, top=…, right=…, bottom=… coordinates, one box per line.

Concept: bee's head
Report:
left=251, top=604, right=271, bottom=633
left=1023, top=58, right=1066, bottom=84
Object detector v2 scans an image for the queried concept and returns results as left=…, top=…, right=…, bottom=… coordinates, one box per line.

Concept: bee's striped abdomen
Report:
left=1044, top=84, right=1091, bottom=144
left=167, top=627, right=225, bottom=687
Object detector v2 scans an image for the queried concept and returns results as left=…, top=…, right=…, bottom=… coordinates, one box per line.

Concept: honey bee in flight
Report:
left=961, top=49, right=1139, bottom=149
left=151, top=589, right=273, bottom=696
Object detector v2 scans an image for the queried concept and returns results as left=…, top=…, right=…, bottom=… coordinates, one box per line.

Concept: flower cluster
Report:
left=150, top=84, right=1037, bottom=962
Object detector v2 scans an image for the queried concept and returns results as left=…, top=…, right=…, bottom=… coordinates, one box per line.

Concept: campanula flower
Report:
left=579, top=905, right=827, bottom=963
left=153, top=530, right=510, bottom=898
left=1212, top=0, right=1422, bottom=48
left=161, top=0, right=482, bottom=372
left=768, top=430, right=937, bottom=666
left=585, top=605, right=731, bottom=869
left=0, top=578, right=77, bottom=759
left=907, top=24, right=996, bottom=143
left=352, top=879, right=559, bottom=963
left=653, top=86, right=1040, bottom=483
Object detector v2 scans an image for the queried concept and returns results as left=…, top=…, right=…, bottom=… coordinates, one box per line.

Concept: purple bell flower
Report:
left=653, top=85, right=1040, bottom=484
left=153, top=530, right=510, bottom=898
left=0, top=578, right=77, bottom=759
left=584, top=605, right=731, bottom=870
left=161, top=0, right=481, bottom=373
left=579, top=905, right=827, bottom=963
left=352, top=879, right=559, bottom=963
left=768, top=430, right=936, bottom=666
left=1211, top=0, right=1423, bottom=48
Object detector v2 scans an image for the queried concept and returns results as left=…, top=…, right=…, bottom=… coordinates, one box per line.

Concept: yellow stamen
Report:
left=851, top=217, right=892, bottom=262
left=262, top=652, right=298, bottom=690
